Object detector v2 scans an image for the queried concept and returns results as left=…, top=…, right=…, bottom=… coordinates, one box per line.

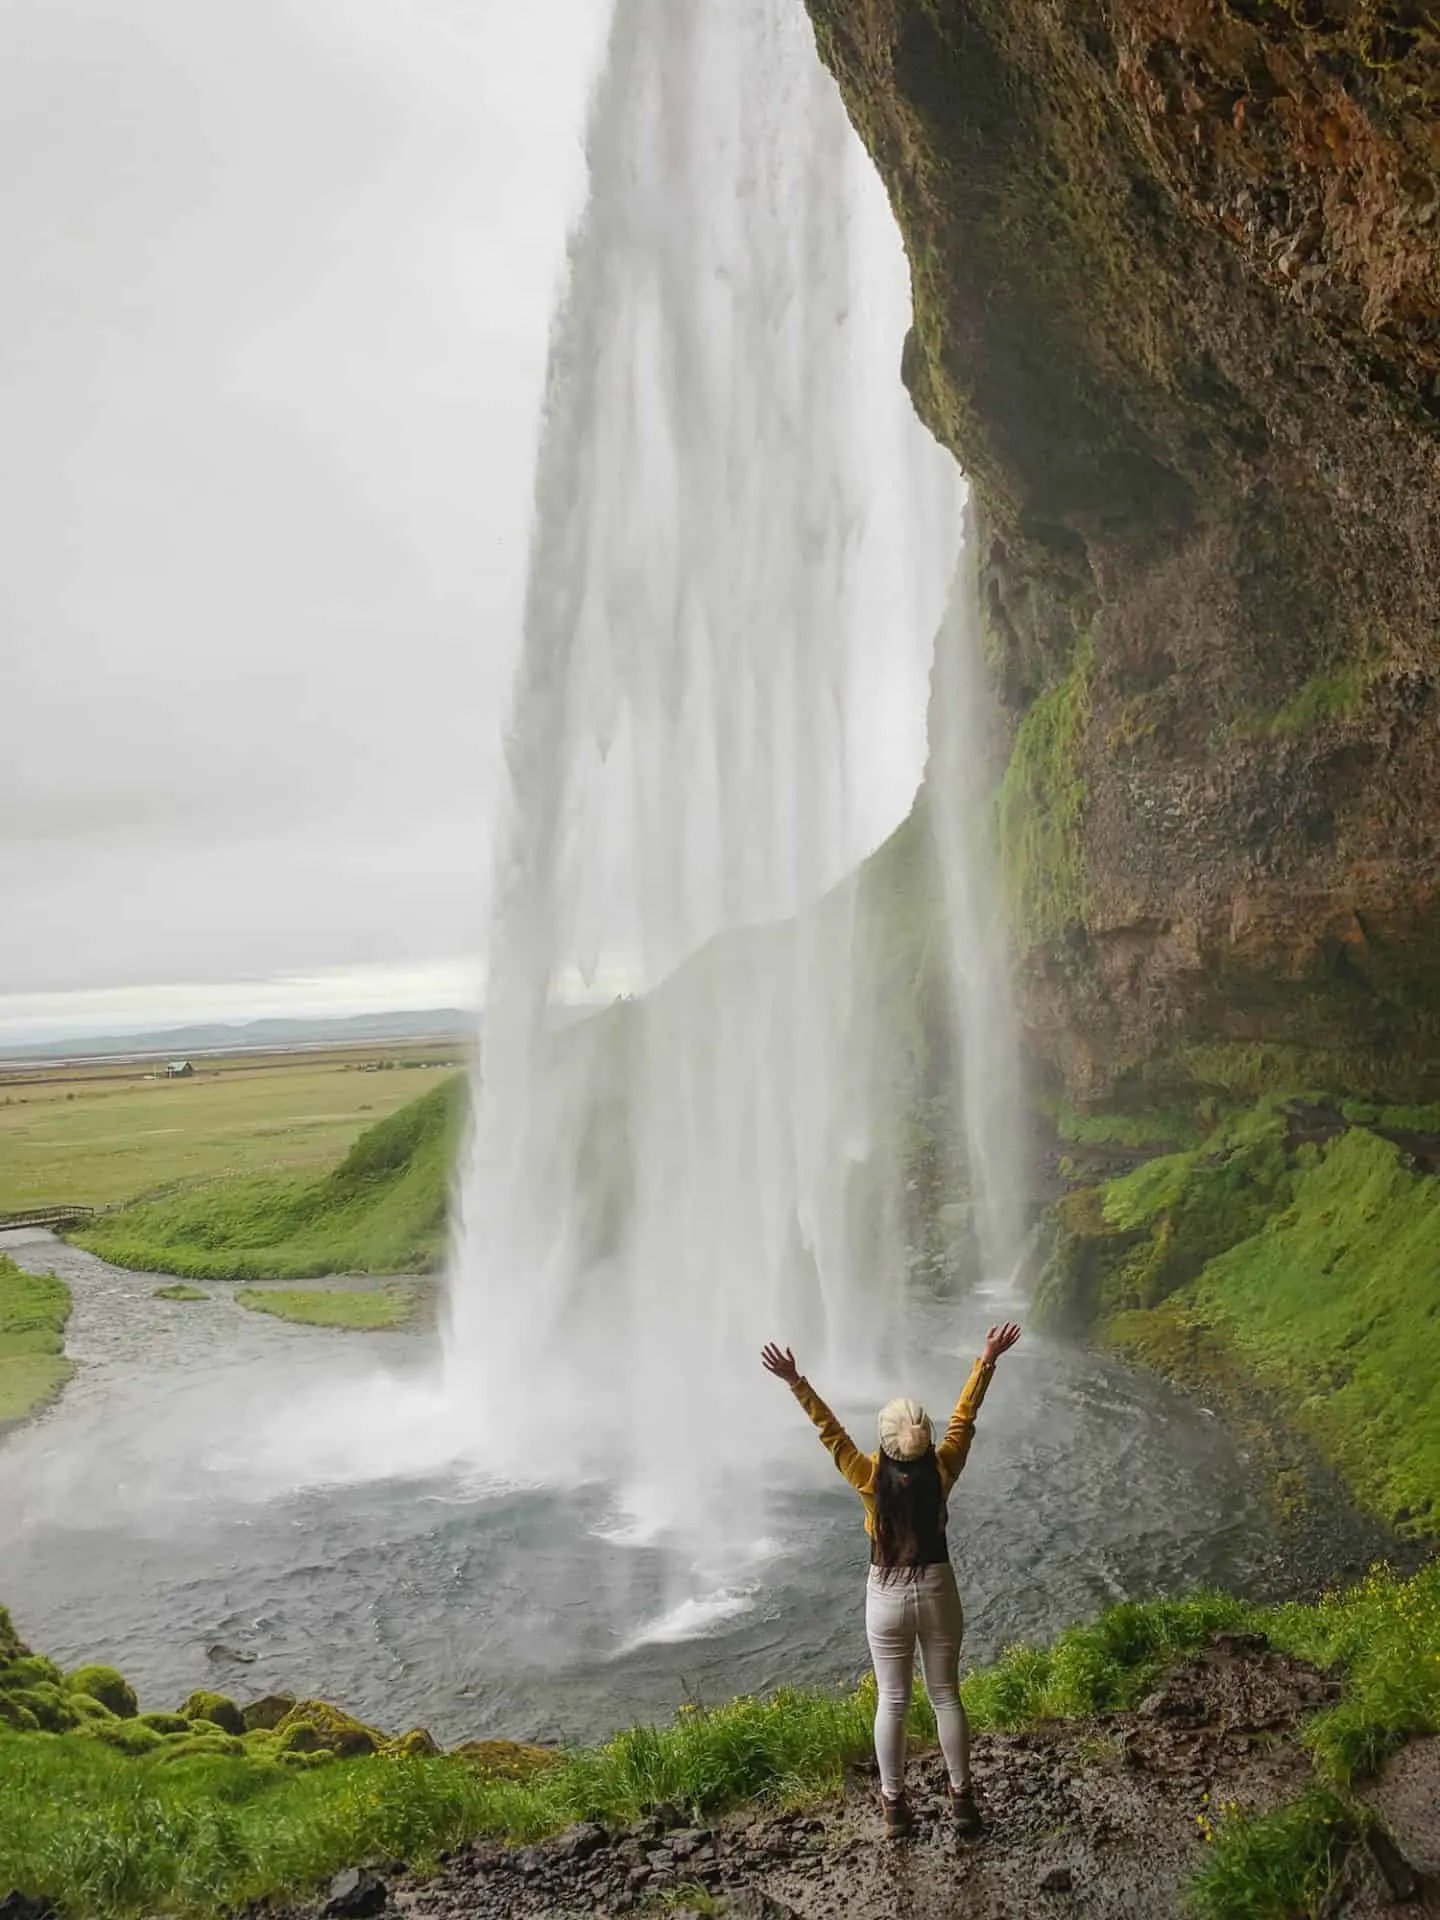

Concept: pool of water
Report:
left=0, top=1231, right=1290, bottom=1746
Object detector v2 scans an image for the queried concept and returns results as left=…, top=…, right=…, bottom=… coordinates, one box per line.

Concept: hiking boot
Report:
left=948, top=1781, right=983, bottom=1837
left=880, top=1791, right=914, bottom=1838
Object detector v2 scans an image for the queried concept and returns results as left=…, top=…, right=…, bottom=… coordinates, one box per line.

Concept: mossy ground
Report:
left=1, top=1563, right=1436, bottom=1918
left=236, top=1285, right=421, bottom=1331
left=75, top=1078, right=465, bottom=1281
left=1036, top=1099, right=1440, bottom=1538
left=0, top=1256, right=73, bottom=1424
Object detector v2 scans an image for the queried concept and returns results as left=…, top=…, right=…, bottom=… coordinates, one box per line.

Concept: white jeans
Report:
left=864, top=1561, right=971, bottom=1799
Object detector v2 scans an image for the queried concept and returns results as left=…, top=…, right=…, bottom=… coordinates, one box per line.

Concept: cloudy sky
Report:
left=1, top=0, right=944, bottom=1047
left=1, top=0, right=605, bottom=1039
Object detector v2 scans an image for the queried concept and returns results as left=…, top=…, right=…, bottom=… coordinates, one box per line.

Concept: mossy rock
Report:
left=1032, top=1186, right=1141, bottom=1336
left=0, top=1694, right=40, bottom=1732
left=276, top=1746, right=338, bottom=1769
left=0, top=1654, right=64, bottom=1693
left=241, top=1727, right=282, bottom=1755
left=450, top=1738, right=562, bottom=1781
left=68, top=1693, right=118, bottom=1725
left=179, top=1689, right=243, bottom=1735
left=0, top=1606, right=32, bottom=1666
left=241, top=1691, right=296, bottom=1732
left=382, top=1727, right=440, bottom=1758
left=68, top=1664, right=138, bottom=1718
left=153, top=1731, right=246, bottom=1762
left=138, top=1711, right=194, bottom=1737
left=11, top=1683, right=80, bottom=1733
left=81, top=1717, right=165, bottom=1756
left=273, top=1699, right=387, bottom=1758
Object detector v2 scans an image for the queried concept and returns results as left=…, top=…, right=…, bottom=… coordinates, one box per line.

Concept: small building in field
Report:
left=164, top=1060, right=195, bottom=1079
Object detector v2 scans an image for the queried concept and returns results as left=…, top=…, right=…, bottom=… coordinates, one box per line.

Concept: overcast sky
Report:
left=0, top=0, right=941, bottom=1047
left=1, top=0, right=606, bottom=1038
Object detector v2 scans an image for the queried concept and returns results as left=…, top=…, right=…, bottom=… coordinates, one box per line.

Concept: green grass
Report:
left=995, top=629, right=1093, bottom=949
left=76, top=1079, right=466, bottom=1281
left=0, top=1054, right=458, bottom=1212
left=1191, top=1128, right=1440, bottom=1533
left=1187, top=1788, right=1353, bottom=1920
left=153, top=1285, right=208, bottom=1303
left=236, top=1286, right=420, bottom=1331
left=3, top=1560, right=1437, bottom=1919
left=0, top=1256, right=73, bottom=1423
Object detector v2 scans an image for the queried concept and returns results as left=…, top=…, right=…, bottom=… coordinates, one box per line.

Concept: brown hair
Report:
left=872, top=1447, right=945, bottom=1580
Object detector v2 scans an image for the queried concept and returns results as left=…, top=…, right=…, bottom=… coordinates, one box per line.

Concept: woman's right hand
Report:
left=761, top=1342, right=800, bottom=1385
left=983, top=1321, right=1022, bottom=1364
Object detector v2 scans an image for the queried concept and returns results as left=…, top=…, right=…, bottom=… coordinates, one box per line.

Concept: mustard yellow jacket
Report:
left=789, top=1356, right=994, bottom=1540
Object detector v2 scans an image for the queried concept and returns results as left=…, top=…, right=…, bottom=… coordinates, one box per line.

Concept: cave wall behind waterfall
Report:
left=804, top=0, right=1440, bottom=1105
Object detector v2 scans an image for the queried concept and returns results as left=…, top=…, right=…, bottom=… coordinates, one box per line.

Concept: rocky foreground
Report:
left=278, top=1637, right=1439, bottom=1920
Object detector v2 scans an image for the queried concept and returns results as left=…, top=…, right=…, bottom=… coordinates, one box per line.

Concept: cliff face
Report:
left=806, top=0, right=1440, bottom=1104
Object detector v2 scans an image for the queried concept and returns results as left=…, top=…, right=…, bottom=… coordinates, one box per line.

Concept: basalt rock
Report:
left=805, top=0, right=1440, bottom=1106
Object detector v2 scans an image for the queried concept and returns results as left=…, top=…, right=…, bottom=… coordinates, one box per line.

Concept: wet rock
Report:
left=0, top=1897, right=56, bottom=1920
left=552, top=1822, right=608, bottom=1863
left=723, top=1893, right=802, bottom=1920
left=205, top=1642, right=258, bottom=1665
left=323, top=1867, right=388, bottom=1918
left=1040, top=1864, right=1075, bottom=1893
left=667, top=1828, right=712, bottom=1860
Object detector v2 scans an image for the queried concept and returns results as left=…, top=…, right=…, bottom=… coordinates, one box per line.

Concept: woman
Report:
left=761, top=1322, right=1022, bottom=1838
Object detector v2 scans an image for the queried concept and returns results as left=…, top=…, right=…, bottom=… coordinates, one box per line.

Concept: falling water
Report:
left=446, top=0, right=978, bottom=1540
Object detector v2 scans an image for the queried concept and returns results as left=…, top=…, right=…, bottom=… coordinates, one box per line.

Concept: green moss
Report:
left=235, top=1286, right=420, bottom=1332
left=154, top=1732, right=247, bottom=1763
left=996, top=631, right=1094, bottom=948
left=1190, top=1128, right=1440, bottom=1533
left=0, top=1655, right=64, bottom=1692
left=1231, top=662, right=1376, bottom=740
left=273, top=1700, right=385, bottom=1759
left=79, top=1718, right=165, bottom=1756
left=138, top=1712, right=195, bottom=1737
left=0, top=1697, right=40, bottom=1732
left=179, top=1691, right=243, bottom=1736
left=68, top=1694, right=118, bottom=1726
left=1054, top=1103, right=1206, bottom=1149
left=68, top=1665, right=138, bottom=1719
left=0, top=1257, right=73, bottom=1424
left=152, top=1284, right=209, bottom=1302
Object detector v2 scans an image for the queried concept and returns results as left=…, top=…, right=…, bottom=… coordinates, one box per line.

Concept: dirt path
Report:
left=280, top=1637, right=1438, bottom=1920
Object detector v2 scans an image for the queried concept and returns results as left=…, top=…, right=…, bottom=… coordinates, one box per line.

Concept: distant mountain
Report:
left=0, top=1009, right=473, bottom=1063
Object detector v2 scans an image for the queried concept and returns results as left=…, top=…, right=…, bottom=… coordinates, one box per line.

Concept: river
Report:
left=0, top=1229, right=1308, bottom=1748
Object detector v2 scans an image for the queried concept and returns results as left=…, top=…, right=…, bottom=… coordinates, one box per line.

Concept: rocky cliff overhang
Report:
left=806, top=0, right=1440, bottom=1103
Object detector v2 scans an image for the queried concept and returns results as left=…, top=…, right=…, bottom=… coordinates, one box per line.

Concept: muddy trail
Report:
left=278, top=1637, right=1439, bottom=1920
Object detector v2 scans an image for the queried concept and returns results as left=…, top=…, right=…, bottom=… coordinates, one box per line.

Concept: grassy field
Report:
left=236, top=1285, right=421, bottom=1330
left=1, top=1560, right=1435, bottom=1918
left=0, top=1256, right=73, bottom=1424
left=77, top=1079, right=466, bottom=1280
left=0, top=1046, right=464, bottom=1213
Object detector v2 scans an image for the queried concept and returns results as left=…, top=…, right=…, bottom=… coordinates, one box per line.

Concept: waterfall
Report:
left=445, top=0, right=1005, bottom=1539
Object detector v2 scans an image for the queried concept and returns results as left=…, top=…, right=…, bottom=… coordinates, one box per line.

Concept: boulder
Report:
left=322, top=1867, right=388, bottom=1918
left=179, top=1690, right=244, bottom=1736
left=66, top=1694, right=117, bottom=1725
left=380, top=1728, right=440, bottom=1759
left=79, top=1718, right=164, bottom=1756
left=8, top=1686, right=78, bottom=1734
left=67, top=1665, right=137, bottom=1719
left=241, top=1692, right=297, bottom=1732
left=449, top=1738, right=561, bottom=1780
left=138, top=1712, right=194, bottom=1737
left=273, top=1700, right=386, bottom=1759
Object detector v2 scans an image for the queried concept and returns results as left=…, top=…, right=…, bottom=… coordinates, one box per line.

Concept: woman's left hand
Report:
left=761, top=1342, right=800, bottom=1385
